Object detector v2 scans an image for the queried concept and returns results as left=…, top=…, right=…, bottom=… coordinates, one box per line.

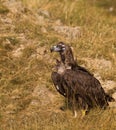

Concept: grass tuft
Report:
left=0, top=0, right=116, bottom=130
left=0, top=2, right=9, bottom=14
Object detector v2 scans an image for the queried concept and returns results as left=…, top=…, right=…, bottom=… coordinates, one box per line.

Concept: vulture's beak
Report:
left=50, top=45, right=61, bottom=52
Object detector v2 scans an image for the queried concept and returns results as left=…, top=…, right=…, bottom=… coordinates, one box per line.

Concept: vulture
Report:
left=50, top=42, right=115, bottom=117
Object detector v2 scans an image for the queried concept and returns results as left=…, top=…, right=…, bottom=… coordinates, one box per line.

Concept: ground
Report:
left=0, top=0, right=116, bottom=130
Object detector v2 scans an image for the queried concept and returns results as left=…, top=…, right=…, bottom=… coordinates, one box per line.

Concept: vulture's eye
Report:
left=57, top=44, right=66, bottom=51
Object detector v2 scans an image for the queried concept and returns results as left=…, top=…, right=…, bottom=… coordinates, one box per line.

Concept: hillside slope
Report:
left=0, top=0, right=116, bottom=130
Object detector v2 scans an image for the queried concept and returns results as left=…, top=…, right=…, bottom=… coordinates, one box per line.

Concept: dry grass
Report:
left=0, top=0, right=116, bottom=130
left=0, top=1, right=9, bottom=14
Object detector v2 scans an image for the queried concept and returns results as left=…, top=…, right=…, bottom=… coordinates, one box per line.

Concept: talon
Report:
left=74, top=110, right=77, bottom=118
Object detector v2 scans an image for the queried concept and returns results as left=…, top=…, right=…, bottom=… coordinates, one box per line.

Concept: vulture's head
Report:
left=50, top=42, right=75, bottom=66
left=50, top=42, right=67, bottom=53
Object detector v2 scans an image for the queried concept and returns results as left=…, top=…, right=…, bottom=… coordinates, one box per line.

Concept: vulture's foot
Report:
left=81, top=109, right=88, bottom=118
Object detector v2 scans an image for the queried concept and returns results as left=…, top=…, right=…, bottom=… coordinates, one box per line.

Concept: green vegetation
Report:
left=0, top=0, right=116, bottom=130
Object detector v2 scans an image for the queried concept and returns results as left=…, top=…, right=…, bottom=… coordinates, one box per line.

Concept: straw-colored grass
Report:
left=0, top=0, right=116, bottom=130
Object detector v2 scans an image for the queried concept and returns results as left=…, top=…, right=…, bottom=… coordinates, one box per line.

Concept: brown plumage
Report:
left=50, top=42, right=115, bottom=117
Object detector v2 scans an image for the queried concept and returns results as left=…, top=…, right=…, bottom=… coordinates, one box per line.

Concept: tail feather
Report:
left=106, top=94, right=115, bottom=102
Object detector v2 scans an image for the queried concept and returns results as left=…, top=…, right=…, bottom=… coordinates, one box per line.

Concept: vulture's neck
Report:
left=59, top=48, right=76, bottom=68
left=55, top=60, right=66, bottom=74
left=57, top=62, right=66, bottom=74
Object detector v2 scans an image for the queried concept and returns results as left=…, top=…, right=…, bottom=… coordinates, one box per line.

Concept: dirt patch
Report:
left=82, top=58, right=112, bottom=71
left=31, top=85, right=56, bottom=107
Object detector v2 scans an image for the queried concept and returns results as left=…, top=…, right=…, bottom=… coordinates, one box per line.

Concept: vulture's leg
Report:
left=65, top=87, right=71, bottom=110
left=65, top=89, right=77, bottom=117
left=81, top=110, right=88, bottom=118
left=72, top=93, right=77, bottom=118
left=81, top=100, right=92, bottom=118
left=60, top=86, right=71, bottom=111
left=74, top=110, right=77, bottom=118
left=81, top=102, right=88, bottom=117
left=76, top=95, right=89, bottom=118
